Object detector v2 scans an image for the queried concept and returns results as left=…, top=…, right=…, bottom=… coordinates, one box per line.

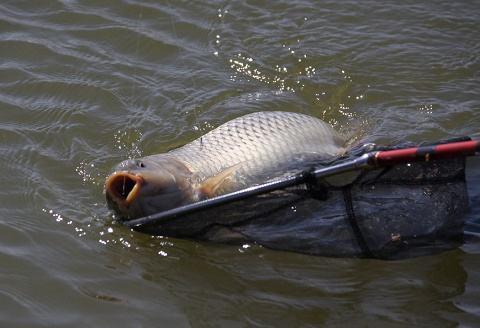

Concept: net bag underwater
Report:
left=127, top=140, right=473, bottom=259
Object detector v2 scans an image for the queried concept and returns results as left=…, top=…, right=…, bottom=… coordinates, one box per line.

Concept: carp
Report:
left=105, top=111, right=345, bottom=220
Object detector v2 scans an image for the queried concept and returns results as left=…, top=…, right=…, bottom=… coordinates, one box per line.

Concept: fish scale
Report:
left=168, top=111, right=345, bottom=180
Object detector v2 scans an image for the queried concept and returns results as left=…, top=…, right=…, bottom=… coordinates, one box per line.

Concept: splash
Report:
left=42, top=208, right=87, bottom=237
left=42, top=207, right=174, bottom=257
left=75, top=160, right=104, bottom=186
left=113, top=129, right=143, bottom=159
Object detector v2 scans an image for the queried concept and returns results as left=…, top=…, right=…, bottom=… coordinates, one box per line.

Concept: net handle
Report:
left=372, top=140, right=479, bottom=166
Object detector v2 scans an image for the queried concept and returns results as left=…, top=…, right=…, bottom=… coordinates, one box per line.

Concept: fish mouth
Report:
left=105, top=172, right=143, bottom=206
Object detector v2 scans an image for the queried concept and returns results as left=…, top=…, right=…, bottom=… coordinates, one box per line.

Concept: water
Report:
left=0, top=0, right=479, bottom=326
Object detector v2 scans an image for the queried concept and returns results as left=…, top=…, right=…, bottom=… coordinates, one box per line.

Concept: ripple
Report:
left=0, top=0, right=479, bottom=326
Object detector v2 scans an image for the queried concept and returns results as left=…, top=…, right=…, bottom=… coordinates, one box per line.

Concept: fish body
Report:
left=105, top=111, right=345, bottom=220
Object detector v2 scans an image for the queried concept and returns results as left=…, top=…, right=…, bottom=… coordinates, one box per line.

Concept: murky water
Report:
left=1, top=0, right=479, bottom=326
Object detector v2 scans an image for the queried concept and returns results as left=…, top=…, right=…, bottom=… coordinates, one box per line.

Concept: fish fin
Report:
left=336, top=147, right=347, bottom=156
left=199, top=163, right=242, bottom=198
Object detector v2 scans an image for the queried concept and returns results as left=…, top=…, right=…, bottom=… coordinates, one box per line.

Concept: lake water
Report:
left=1, top=0, right=479, bottom=326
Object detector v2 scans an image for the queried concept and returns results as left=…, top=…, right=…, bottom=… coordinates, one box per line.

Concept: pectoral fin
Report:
left=199, top=163, right=242, bottom=198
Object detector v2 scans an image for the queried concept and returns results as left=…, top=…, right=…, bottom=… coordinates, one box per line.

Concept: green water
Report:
left=0, top=0, right=479, bottom=326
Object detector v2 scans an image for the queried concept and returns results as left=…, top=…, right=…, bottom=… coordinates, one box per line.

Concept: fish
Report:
left=105, top=111, right=345, bottom=220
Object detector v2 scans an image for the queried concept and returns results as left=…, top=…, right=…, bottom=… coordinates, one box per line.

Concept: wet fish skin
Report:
left=169, top=111, right=345, bottom=179
left=105, top=111, right=345, bottom=220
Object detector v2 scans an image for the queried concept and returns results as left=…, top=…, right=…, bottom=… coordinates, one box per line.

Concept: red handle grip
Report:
left=374, top=140, right=479, bottom=166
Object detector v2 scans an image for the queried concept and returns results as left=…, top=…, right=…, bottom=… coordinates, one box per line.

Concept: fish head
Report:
left=105, top=156, right=193, bottom=220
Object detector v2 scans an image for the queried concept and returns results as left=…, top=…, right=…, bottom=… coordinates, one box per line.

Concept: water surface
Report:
left=0, top=0, right=479, bottom=326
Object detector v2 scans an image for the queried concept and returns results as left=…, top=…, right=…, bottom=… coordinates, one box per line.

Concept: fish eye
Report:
left=133, top=160, right=145, bottom=168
